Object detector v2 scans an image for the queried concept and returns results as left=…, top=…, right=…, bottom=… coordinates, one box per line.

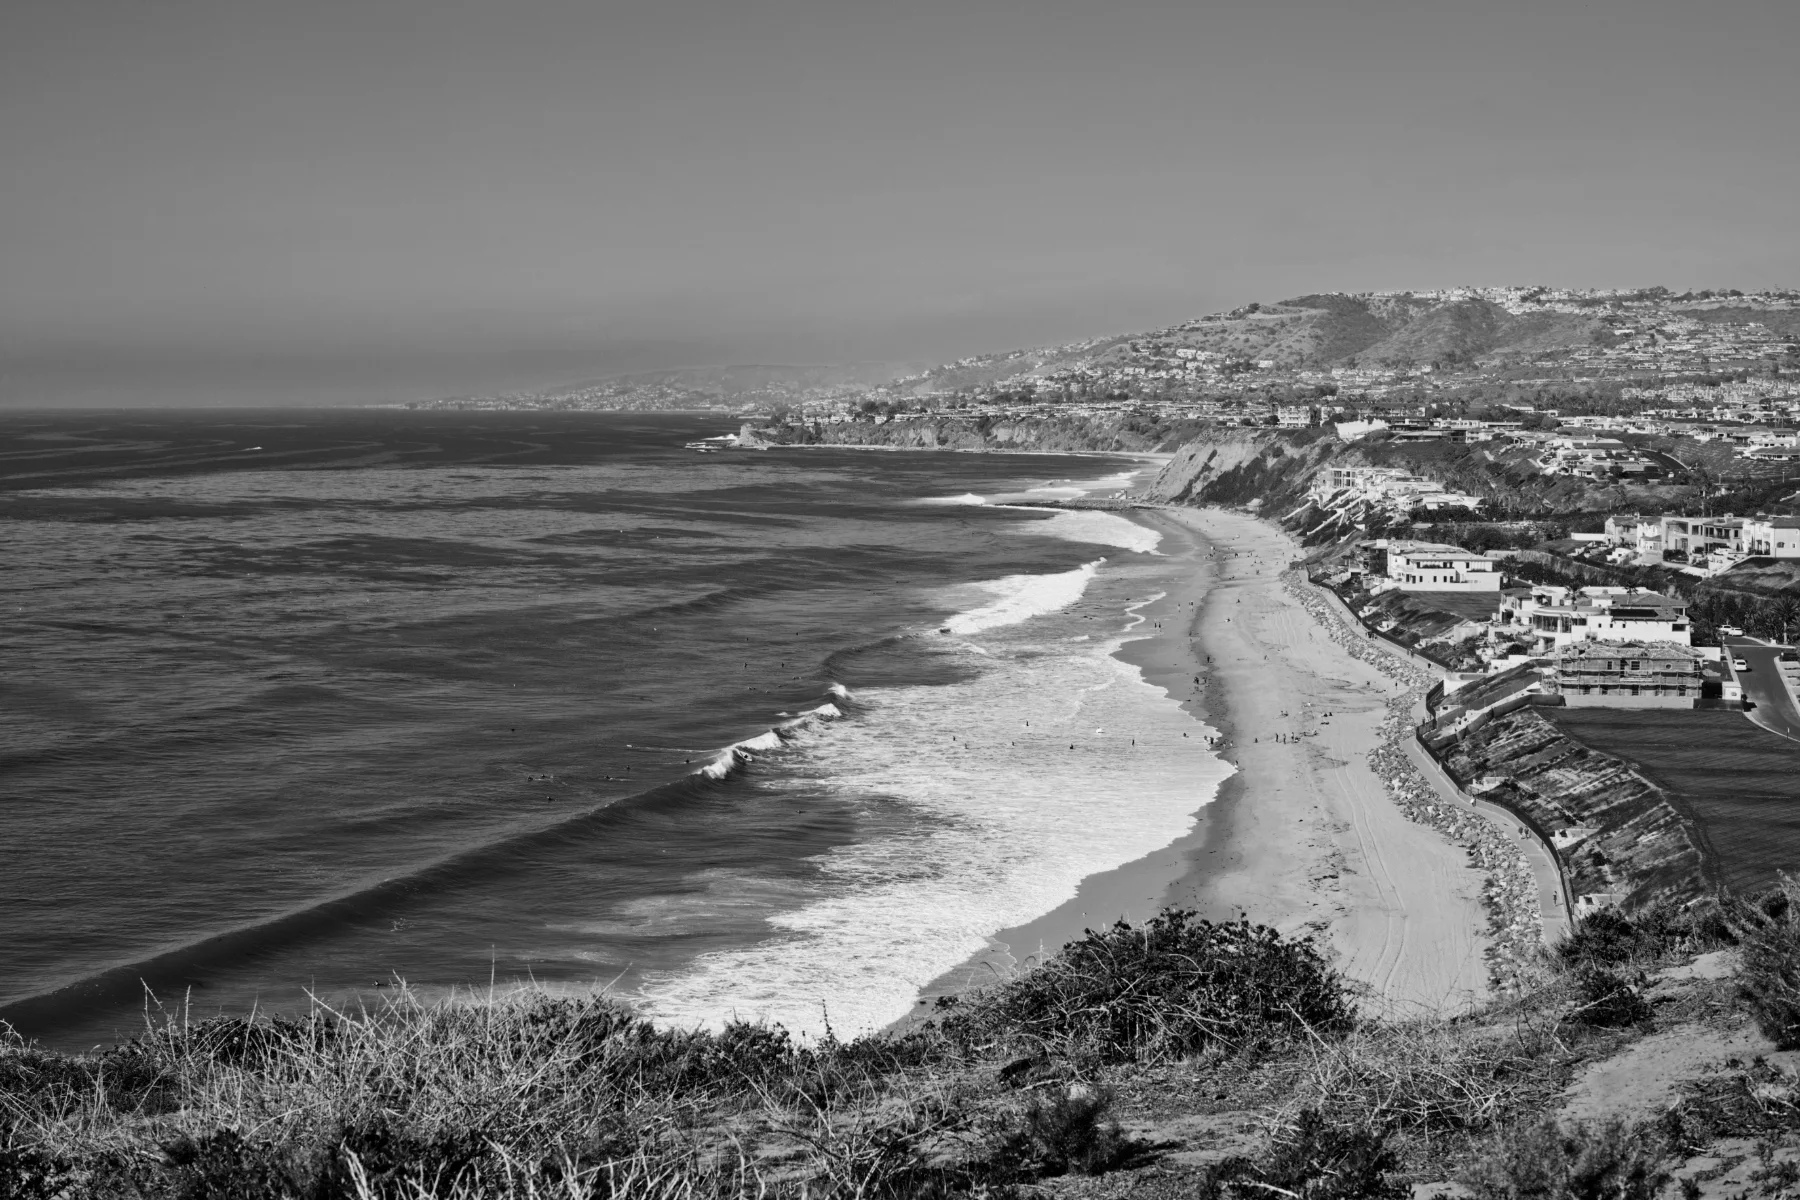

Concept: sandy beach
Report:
left=915, top=503, right=1493, bottom=1019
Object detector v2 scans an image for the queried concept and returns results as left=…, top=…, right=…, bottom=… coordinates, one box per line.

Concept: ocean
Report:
left=0, top=409, right=1228, bottom=1049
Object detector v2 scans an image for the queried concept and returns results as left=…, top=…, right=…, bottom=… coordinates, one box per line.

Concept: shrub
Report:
left=995, top=1083, right=1129, bottom=1177
left=1290, top=1019, right=1563, bottom=1138
left=1566, top=969, right=1651, bottom=1030
left=1458, top=1117, right=1670, bottom=1200
left=1556, top=902, right=1726, bottom=972
left=161, top=1128, right=303, bottom=1200
left=1726, top=875, right=1800, bottom=1048
left=943, top=911, right=1353, bottom=1062
left=1197, top=1109, right=1406, bottom=1200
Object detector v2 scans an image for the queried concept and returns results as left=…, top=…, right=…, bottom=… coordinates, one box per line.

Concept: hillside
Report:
left=410, top=286, right=1800, bottom=414
left=1137, top=427, right=1695, bottom=521
left=887, top=288, right=1747, bottom=394
left=739, top=411, right=1207, bottom=455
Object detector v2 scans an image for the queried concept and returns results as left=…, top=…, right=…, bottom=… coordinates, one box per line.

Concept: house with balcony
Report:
left=1494, top=586, right=1691, bottom=650
left=1383, top=541, right=1502, bottom=591
left=1661, top=515, right=1749, bottom=573
left=1547, top=641, right=1705, bottom=708
left=1744, top=515, right=1800, bottom=559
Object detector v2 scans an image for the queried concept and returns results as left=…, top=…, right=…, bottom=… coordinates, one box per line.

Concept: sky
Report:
left=4, top=0, right=1799, bottom=407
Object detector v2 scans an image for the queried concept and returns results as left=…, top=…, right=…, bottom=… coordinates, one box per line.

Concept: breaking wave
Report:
left=697, top=691, right=852, bottom=779
left=940, top=561, right=1102, bottom=637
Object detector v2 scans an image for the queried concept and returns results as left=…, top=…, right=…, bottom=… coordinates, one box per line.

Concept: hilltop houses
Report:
left=1599, top=513, right=1800, bottom=573
left=1304, top=466, right=1485, bottom=520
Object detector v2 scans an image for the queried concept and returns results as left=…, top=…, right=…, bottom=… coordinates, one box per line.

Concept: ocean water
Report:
left=0, top=409, right=1227, bottom=1048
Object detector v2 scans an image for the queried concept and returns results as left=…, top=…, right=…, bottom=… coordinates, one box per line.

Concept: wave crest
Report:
left=941, top=561, right=1101, bottom=637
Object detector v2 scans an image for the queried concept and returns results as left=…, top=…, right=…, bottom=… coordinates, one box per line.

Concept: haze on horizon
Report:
left=4, top=0, right=1798, bottom=408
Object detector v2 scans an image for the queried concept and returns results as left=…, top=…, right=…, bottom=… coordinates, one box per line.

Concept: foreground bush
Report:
left=0, top=988, right=977, bottom=1200
left=1198, top=1108, right=1406, bottom=1200
left=1556, top=902, right=1729, bottom=973
left=1731, top=875, right=1800, bottom=1048
left=1457, top=1117, right=1670, bottom=1200
left=940, top=911, right=1353, bottom=1062
left=1290, top=1018, right=1563, bottom=1140
left=1565, top=969, right=1651, bottom=1030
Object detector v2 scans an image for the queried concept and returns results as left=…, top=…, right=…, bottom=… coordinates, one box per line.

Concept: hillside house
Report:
left=1548, top=641, right=1704, bottom=708
left=1662, top=516, right=1747, bottom=565
left=1603, top=514, right=1665, bottom=560
left=1495, top=586, right=1692, bottom=649
left=1383, top=542, right=1502, bottom=591
left=1745, top=516, right=1800, bottom=559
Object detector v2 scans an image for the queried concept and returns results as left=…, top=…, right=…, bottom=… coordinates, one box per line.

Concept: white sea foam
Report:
left=632, top=611, right=1232, bottom=1040
left=940, top=562, right=1101, bottom=636
left=999, top=508, right=1162, bottom=555
left=909, top=492, right=988, bottom=506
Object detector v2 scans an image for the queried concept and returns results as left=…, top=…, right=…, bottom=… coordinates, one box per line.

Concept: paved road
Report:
left=1721, top=636, right=1800, bottom=742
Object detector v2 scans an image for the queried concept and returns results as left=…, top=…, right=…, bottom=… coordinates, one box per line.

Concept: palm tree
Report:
left=1775, top=596, right=1800, bottom=647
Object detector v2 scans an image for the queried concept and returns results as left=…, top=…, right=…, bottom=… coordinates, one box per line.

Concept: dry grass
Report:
left=1283, top=1013, right=1570, bottom=1147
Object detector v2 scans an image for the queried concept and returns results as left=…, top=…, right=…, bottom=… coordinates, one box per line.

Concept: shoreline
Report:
left=738, top=439, right=1174, bottom=464
left=904, top=503, right=1498, bottom=1025
left=899, top=512, right=1230, bottom=1016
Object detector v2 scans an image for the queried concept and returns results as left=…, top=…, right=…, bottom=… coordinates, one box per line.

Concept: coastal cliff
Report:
left=748, top=417, right=1687, bottom=523
left=1140, top=428, right=1341, bottom=511
left=738, top=415, right=1176, bottom=454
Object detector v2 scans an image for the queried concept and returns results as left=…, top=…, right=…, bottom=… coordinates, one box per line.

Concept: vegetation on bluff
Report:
left=6, top=900, right=1800, bottom=1198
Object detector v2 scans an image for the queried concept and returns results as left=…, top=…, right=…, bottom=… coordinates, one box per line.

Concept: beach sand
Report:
left=910, top=504, right=1492, bottom=1020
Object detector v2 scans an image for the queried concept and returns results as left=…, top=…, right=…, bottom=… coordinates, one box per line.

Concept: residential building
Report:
left=1603, top=514, right=1665, bottom=560
left=1495, top=586, right=1692, bottom=649
left=1383, top=541, right=1502, bottom=591
left=1744, top=516, right=1800, bottom=559
left=1661, top=516, right=1747, bottom=564
left=1547, top=641, right=1704, bottom=708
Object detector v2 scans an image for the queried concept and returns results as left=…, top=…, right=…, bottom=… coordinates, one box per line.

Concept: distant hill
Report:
left=421, top=286, right=1800, bottom=412
left=891, top=292, right=1630, bottom=392
left=547, top=362, right=924, bottom=401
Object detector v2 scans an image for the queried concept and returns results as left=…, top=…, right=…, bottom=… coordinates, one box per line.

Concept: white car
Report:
left=1733, top=657, right=1750, bottom=671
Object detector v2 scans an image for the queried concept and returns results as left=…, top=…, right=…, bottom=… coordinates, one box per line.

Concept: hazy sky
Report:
left=4, top=0, right=1798, bottom=406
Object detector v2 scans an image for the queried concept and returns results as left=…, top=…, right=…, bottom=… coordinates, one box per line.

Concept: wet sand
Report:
left=905, top=504, right=1492, bottom=1021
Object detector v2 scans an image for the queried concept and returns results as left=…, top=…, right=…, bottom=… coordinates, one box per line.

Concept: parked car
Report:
left=1733, top=657, right=1750, bottom=671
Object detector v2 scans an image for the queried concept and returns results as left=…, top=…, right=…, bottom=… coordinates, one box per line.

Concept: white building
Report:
left=1745, top=516, right=1800, bottom=559
left=1495, top=586, right=1692, bottom=649
left=1383, top=542, right=1502, bottom=591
